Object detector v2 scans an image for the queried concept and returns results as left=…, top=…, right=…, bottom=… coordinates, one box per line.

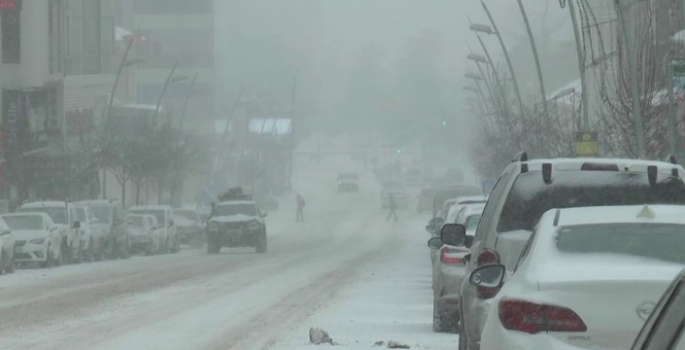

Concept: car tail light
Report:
left=476, top=249, right=501, bottom=299
left=498, top=299, right=587, bottom=334
left=440, top=247, right=461, bottom=264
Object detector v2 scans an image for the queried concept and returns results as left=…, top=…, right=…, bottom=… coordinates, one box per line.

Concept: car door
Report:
left=632, top=277, right=685, bottom=350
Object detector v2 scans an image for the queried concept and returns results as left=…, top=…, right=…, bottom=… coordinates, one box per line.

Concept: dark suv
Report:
left=442, top=153, right=685, bottom=350
left=206, top=191, right=267, bottom=254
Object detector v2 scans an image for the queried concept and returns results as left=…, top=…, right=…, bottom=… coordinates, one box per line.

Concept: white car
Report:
left=18, top=201, right=82, bottom=263
left=5, top=213, right=62, bottom=268
left=470, top=205, right=685, bottom=350
left=127, top=214, right=157, bottom=255
left=0, top=217, right=15, bottom=274
left=144, top=215, right=167, bottom=254
left=127, top=206, right=179, bottom=253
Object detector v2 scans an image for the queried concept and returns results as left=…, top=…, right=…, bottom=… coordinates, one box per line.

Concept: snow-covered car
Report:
left=0, top=217, right=14, bottom=274
left=631, top=268, right=685, bottom=350
left=144, top=215, right=168, bottom=254
left=174, top=208, right=205, bottom=248
left=380, top=178, right=408, bottom=210
left=453, top=154, right=685, bottom=350
left=470, top=205, right=685, bottom=350
left=428, top=203, right=484, bottom=332
left=75, top=200, right=131, bottom=260
left=72, top=205, right=102, bottom=261
left=5, top=213, right=62, bottom=268
left=128, top=205, right=180, bottom=254
left=337, top=172, right=359, bottom=192
left=18, top=201, right=82, bottom=263
left=126, top=214, right=156, bottom=255
left=207, top=199, right=267, bottom=254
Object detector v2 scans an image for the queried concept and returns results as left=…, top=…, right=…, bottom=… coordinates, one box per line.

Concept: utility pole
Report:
left=516, top=0, right=549, bottom=121
left=566, top=0, right=590, bottom=129
left=153, top=60, right=179, bottom=124
left=287, top=76, right=297, bottom=191
left=663, top=1, right=676, bottom=155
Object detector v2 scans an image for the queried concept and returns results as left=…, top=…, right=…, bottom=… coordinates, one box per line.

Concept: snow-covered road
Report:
left=0, top=159, right=457, bottom=350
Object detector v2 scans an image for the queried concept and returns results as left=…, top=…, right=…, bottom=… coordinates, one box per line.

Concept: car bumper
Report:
left=481, top=321, right=595, bottom=350
left=14, top=243, right=48, bottom=262
left=338, top=183, right=359, bottom=191
left=209, top=228, right=259, bottom=246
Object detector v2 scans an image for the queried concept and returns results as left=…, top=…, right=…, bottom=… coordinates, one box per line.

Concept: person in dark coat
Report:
left=296, top=193, right=305, bottom=221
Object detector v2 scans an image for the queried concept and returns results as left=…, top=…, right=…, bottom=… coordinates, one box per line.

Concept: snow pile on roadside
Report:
left=271, top=215, right=458, bottom=350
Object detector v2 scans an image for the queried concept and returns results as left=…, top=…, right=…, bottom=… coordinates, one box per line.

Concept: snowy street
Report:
left=0, top=160, right=456, bottom=350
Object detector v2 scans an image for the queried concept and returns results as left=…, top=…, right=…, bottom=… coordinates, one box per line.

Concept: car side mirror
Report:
left=440, top=224, right=466, bottom=246
left=427, top=237, right=443, bottom=249
left=72, top=221, right=81, bottom=229
left=425, top=224, right=435, bottom=234
left=465, top=236, right=474, bottom=249
left=469, top=264, right=506, bottom=288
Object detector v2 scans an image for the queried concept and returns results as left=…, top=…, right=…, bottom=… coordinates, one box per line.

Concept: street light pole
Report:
left=663, top=3, right=676, bottom=155
left=153, top=60, right=179, bottom=124
left=179, top=71, right=199, bottom=130
left=616, top=0, right=645, bottom=158
left=515, top=0, right=550, bottom=121
left=478, top=2, right=525, bottom=119
left=566, top=0, right=591, bottom=129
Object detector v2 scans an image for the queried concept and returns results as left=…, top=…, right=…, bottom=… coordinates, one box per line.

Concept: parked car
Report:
left=18, top=201, right=82, bottom=263
left=380, top=178, right=408, bottom=210
left=72, top=205, right=103, bottom=261
left=426, top=196, right=487, bottom=238
left=337, top=172, right=360, bottom=192
left=144, top=215, right=167, bottom=254
left=428, top=203, right=484, bottom=332
left=5, top=213, right=61, bottom=268
left=127, top=214, right=156, bottom=255
left=127, top=205, right=180, bottom=254
left=74, top=200, right=130, bottom=259
left=631, top=268, right=685, bottom=350
left=207, top=191, right=267, bottom=254
left=448, top=153, right=685, bottom=350
left=470, top=205, right=685, bottom=350
left=0, top=216, right=14, bottom=274
left=430, top=185, right=482, bottom=216
left=174, top=208, right=205, bottom=248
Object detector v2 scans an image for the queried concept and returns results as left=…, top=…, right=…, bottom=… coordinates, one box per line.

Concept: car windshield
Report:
left=498, top=172, right=685, bottom=233
left=216, top=203, right=258, bottom=217
left=129, top=210, right=165, bottom=226
left=89, top=206, right=111, bottom=224
left=465, top=215, right=481, bottom=231
left=19, top=207, right=67, bottom=225
left=557, top=224, right=685, bottom=264
left=127, top=216, right=147, bottom=228
left=3, top=215, right=44, bottom=230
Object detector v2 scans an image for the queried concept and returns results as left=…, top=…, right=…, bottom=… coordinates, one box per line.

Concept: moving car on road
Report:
left=450, top=153, right=685, bottom=350
left=337, top=172, right=360, bottom=192
left=0, top=217, right=14, bottom=274
left=18, top=201, right=82, bottom=264
left=128, top=205, right=180, bottom=254
left=5, top=213, right=62, bottom=268
left=174, top=208, right=205, bottom=248
left=471, top=205, right=685, bottom=350
left=75, top=200, right=130, bottom=259
left=207, top=192, right=268, bottom=254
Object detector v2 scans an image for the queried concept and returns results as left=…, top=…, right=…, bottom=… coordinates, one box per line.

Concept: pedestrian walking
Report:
left=386, top=193, right=398, bottom=221
left=296, top=193, right=306, bottom=222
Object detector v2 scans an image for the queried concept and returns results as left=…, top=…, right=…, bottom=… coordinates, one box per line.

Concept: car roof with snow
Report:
left=128, top=205, right=173, bottom=211
left=74, top=199, right=117, bottom=206
left=520, top=157, right=685, bottom=176
left=20, top=201, right=70, bottom=208
left=454, top=195, right=488, bottom=204
left=217, top=200, right=255, bottom=206
left=552, top=205, right=685, bottom=227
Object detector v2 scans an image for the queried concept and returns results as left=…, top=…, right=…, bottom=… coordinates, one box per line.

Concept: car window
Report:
left=465, top=215, right=481, bottom=231
left=473, top=165, right=514, bottom=251
left=514, top=223, right=539, bottom=272
left=215, top=203, right=258, bottom=217
left=19, top=207, right=67, bottom=225
left=498, top=172, right=685, bottom=234
left=4, top=215, right=45, bottom=230
left=129, top=210, right=165, bottom=226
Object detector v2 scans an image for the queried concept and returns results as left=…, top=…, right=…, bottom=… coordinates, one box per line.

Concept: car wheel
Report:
left=433, top=300, right=458, bottom=333
left=55, top=246, right=63, bottom=267
left=120, top=236, right=131, bottom=260
left=72, top=242, right=82, bottom=264
left=7, top=251, right=15, bottom=273
left=61, top=241, right=71, bottom=264
left=255, top=231, right=267, bottom=254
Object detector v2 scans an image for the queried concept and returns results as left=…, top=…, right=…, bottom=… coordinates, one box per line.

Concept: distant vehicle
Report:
left=73, top=204, right=103, bottom=261
left=128, top=205, right=180, bottom=254
left=452, top=154, right=685, bottom=350
left=5, top=213, right=61, bottom=268
left=473, top=205, right=685, bottom=350
left=631, top=268, right=685, bottom=350
left=428, top=203, right=484, bottom=333
left=174, top=208, right=205, bottom=248
left=380, top=178, right=408, bottom=210
left=75, top=200, right=131, bottom=260
left=337, top=172, right=359, bottom=192
left=426, top=196, right=487, bottom=238
left=431, top=185, right=482, bottom=216
left=126, top=214, right=156, bottom=255
left=207, top=188, right=267, bottom=254
left=18, top=201, right=83, bottom=263
left=0, top=216, right=14, bottom=274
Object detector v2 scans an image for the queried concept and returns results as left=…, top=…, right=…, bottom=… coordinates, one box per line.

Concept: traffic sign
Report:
left=574, top=132, right=598, bottom=157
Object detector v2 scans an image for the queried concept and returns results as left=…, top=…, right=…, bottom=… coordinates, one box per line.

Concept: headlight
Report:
left=30, top=237, right=45, bottom=244
left=247, top=220, right=260, bottom=230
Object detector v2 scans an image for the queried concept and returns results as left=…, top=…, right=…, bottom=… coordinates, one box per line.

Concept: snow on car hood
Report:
left=12, top=230, right=48, bottom=241
left=211, top=215, right=256, bottom=223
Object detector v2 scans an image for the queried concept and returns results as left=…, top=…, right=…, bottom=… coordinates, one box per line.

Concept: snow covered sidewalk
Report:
left=271, top=215, right=459, bottom=350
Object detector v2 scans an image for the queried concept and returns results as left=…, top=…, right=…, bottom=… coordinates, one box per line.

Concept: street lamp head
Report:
left=465, top=72, right=483, bottom=80
left=470, top=23, right=495, bottom=35
left=467, top=54, right=489, bottom=63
